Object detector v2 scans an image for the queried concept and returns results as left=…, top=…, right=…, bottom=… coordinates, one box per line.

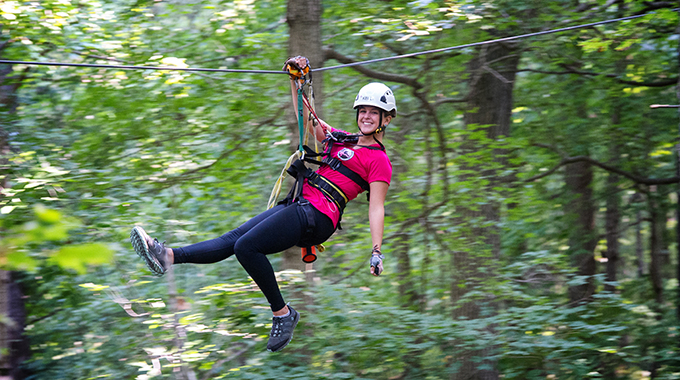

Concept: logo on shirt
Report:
left=337, top=148, right=354, bottom=161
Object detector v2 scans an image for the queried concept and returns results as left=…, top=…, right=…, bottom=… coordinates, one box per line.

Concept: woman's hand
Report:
left=370, top=252, right=385, bottom=276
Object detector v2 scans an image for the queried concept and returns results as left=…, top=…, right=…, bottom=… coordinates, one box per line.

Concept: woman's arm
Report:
left=285, top=55, right=328, bottom=143
left=368, top=180, right=389, bottom=276
left=289, top=78, right=329, bottom=143
left=289, top=78, right=309, bottom=127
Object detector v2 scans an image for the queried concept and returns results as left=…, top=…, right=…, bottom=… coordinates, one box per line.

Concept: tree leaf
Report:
left=50, top=243, right=114, bottom=274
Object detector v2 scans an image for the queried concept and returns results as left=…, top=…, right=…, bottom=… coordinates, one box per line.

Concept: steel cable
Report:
left=0, top=8, right=674, bottom=74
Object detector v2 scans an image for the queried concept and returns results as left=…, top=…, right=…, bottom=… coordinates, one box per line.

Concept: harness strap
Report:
left=286, top=159, right=349, bottom=212
left=297, top=88, right=305, bottom=154
left=296, top=198, right=316, bottom=235
left=307, top=172, right=348, bottom=210
left=321, top=157, right=370, bottom=192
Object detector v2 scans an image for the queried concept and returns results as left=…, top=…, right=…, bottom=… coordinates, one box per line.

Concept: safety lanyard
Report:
left=297, top=87, right=305, bottom=155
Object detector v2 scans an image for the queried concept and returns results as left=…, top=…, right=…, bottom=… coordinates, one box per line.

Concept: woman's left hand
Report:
left=370, top=253, right=384, bottom=276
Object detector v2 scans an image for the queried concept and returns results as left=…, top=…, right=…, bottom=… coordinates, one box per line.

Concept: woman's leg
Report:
left=148, top=202, right=334, bottom=353
left=170, top=203, right=335, bottom=312
left=172, top=204, right=287, bottom=264
left=233, top=204, right=307, bottom=312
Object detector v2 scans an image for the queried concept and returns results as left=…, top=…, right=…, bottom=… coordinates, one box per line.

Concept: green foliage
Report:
left=2, top=0, right=680, bottom=379
left=1, top=205, right=113, bottom=273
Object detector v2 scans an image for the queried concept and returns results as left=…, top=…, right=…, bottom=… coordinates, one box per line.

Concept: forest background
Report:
left=1, top=0, right=680, bottom=379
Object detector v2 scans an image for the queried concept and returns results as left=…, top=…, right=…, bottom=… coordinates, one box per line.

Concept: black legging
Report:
left=173, top=202, right=335, bottom=311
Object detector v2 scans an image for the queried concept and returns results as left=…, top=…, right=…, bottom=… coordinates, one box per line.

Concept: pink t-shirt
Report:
left=301, top=130, right=392, bottom=227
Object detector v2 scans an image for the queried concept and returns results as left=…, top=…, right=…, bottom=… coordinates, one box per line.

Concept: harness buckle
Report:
left=307, top=171, right=319, bottom=182
left=324, top=157, right=342, bottom=171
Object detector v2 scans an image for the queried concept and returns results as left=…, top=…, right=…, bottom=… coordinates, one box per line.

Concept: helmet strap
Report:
left=373, top=134, right=386, bottom=151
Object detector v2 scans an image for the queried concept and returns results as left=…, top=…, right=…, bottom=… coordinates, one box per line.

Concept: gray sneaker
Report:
left=130, top=226, right=168, bottom=276
left=267, top=305, right=300, bottom=352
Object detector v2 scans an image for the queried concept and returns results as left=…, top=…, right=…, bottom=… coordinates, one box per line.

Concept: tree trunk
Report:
left=604, top=105, right=621, bottom=293
left=636, top=208, right=645, bottom=278
left=604, top=54, right=624, bottom=293
left=451, top=41, right=520, bottom=380
left=282, top=0, right=324, bottom=273
left=630, top=193, right=645, bottom=278
left=648, top=196, right=664, bottom=304
left=0, top=38, right=30, bottom=379
left=0, top=272, right=29, bottom=380
left=675, top=20, right=680, bottom=320
left=604, top=171, right=620, bottom=293
left=286, top=0, right=324, bottom=116
left=565, top=160, right=597, bottom=305
left=395, top=233, right=418, bottom=309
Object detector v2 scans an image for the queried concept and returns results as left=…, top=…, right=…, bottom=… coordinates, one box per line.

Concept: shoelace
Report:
left=271, top=316, right=285, bottom=337
left=150, top=239, right=167, bottom=272
left=152, top=238, right=165, bottom=252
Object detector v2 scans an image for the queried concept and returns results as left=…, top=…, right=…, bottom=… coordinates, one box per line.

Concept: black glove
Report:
left=370, top=252, right=385, bottom=276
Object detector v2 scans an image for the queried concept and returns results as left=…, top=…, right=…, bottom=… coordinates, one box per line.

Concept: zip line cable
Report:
left=313, top=9, right=677, bottom=72
left=0, top=60, right=287, bottom=75
left=0, top=8, right=674, bottom=74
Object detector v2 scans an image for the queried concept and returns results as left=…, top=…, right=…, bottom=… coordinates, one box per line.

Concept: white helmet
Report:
left=353, top=83, right=397, bottom=117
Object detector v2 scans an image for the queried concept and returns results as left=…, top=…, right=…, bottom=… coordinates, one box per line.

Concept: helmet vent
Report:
left=380, top=95, right=387, bottom=103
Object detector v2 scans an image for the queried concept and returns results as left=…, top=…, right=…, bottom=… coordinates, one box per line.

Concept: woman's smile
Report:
left=358, top=106, right=382, bottom=132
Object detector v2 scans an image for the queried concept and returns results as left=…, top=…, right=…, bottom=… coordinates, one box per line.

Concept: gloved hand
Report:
left=282, top=56, right=310, bottom=79
left=370, top=251, right=385, bottom=276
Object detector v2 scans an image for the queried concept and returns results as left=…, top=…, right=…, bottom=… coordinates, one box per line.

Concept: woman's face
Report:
left=357, top=105, right=388, bottom=134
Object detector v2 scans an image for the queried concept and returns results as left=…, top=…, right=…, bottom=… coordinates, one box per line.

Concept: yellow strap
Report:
left=267, top=83, right=325, bottom=210
left=267, top=151, right=301, bottom=210
left=314, top=176, right=349, bottom=205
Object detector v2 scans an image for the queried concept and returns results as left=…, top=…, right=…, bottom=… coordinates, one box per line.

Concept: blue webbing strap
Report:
left=297, top=87, right=304, bottom=154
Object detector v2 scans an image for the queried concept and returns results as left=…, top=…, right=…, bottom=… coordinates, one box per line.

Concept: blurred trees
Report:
left=1, top=0, right=679, bottom=379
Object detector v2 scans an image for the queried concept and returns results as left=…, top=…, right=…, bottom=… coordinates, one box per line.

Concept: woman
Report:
left=130, top=58, right=395, bottom=352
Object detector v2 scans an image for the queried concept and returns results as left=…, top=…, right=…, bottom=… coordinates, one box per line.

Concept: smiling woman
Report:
left=130, top=56, right=396, bottom=353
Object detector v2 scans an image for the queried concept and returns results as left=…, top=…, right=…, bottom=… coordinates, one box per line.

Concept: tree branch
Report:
left=434, top=97, right=468, bottom=106
left=526, top=144, right=680, bottom=185
left=27, top=308, right=64, bottom=325
left=71, top=50, right=129, bottom=63
left=519, top=67, right=677, bottom=87
left=636, top=1, right=677, bottom=14
left=175, top=105, right=287, bottom=177
left=330, top=261, right=364, bottom=285
left=158, top=35, right=211, bottom=55
left=199, top=347, right=249, bottom=380
left=322, top=48, right=423, bottom=89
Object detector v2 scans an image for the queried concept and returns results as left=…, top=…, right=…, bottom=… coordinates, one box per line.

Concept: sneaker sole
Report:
left=130, top=226, right=164, bottom=276
left=267, top=310, right=300, bottom=353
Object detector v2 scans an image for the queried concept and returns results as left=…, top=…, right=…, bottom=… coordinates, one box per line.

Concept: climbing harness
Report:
left=278, top=134, right=374, bottom=263
left=289, top=131, right=382, bottom=209
left=280, top=129, right=386, bottom=268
